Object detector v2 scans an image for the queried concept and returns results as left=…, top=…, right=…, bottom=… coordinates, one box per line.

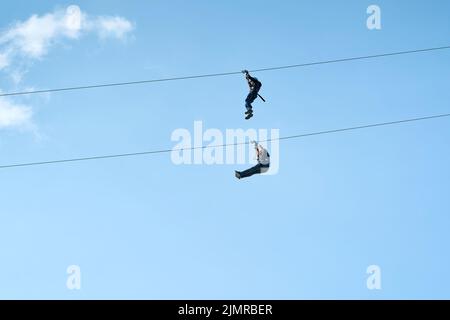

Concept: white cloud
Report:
left=93, top=16, right=134, bottom=40
left=0, top=98, right=32, bottom=129
left=10, top=69, right=26, bottom=85
left=0, top=5, right=135, bottom=133
left=0, top=52, right=8, bottom=70
left=3, top=14, right=61, bottom=58
left=0, top=5, right=134, bottom=65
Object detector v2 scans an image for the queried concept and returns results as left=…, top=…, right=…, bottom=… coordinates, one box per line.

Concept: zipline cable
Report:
left=0, top=45, right=449, bottom=98
left=1, top=113, right=449, bottom=170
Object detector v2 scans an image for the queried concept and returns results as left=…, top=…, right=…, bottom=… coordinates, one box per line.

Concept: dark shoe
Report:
left=245, top=109, right=253, bottom=115
left=245, top=112, right=253, bottom=120
left=235, top=171, right=241, bottom=179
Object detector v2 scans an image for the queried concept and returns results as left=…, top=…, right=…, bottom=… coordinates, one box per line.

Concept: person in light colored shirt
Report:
left=235, top=141, right=270, bottom=179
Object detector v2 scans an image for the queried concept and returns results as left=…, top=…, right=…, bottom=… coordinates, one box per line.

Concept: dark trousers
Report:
left=245, top=89, right=260, bottom=111
left=238, top=164, right=269, bottom=178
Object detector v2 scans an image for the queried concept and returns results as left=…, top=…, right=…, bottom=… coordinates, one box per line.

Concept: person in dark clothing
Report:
left=242, top=70, right=262, bottom=120
left=235, top=141, right=270, bottom=179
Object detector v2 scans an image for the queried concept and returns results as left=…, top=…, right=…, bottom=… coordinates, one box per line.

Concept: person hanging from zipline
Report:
left=235, top=141, right=270, bottom=179
left=242, top=70, right=264, bottom=120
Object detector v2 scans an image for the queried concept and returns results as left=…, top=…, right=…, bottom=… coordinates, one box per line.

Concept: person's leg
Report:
left=245, top=102, right=252, bottom=113
left=237, top=164, right=262, bottom=179
left=245, top=97, right=253, bottom=112
left=245, top=91, right=258, bottom=112
left=244, top=91, right=258, bottom=119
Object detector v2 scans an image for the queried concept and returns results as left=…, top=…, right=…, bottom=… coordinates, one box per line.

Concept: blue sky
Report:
left=0, top=0, right=449, bottom=299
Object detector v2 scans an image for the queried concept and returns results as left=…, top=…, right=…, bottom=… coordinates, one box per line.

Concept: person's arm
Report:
left=252, top=141, right=264, bottom=161
left=257, top=143, right=269, bottom=159
left=256, top=145, right=264, bottom=157
left=242, top=70, right=257, bottom=86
